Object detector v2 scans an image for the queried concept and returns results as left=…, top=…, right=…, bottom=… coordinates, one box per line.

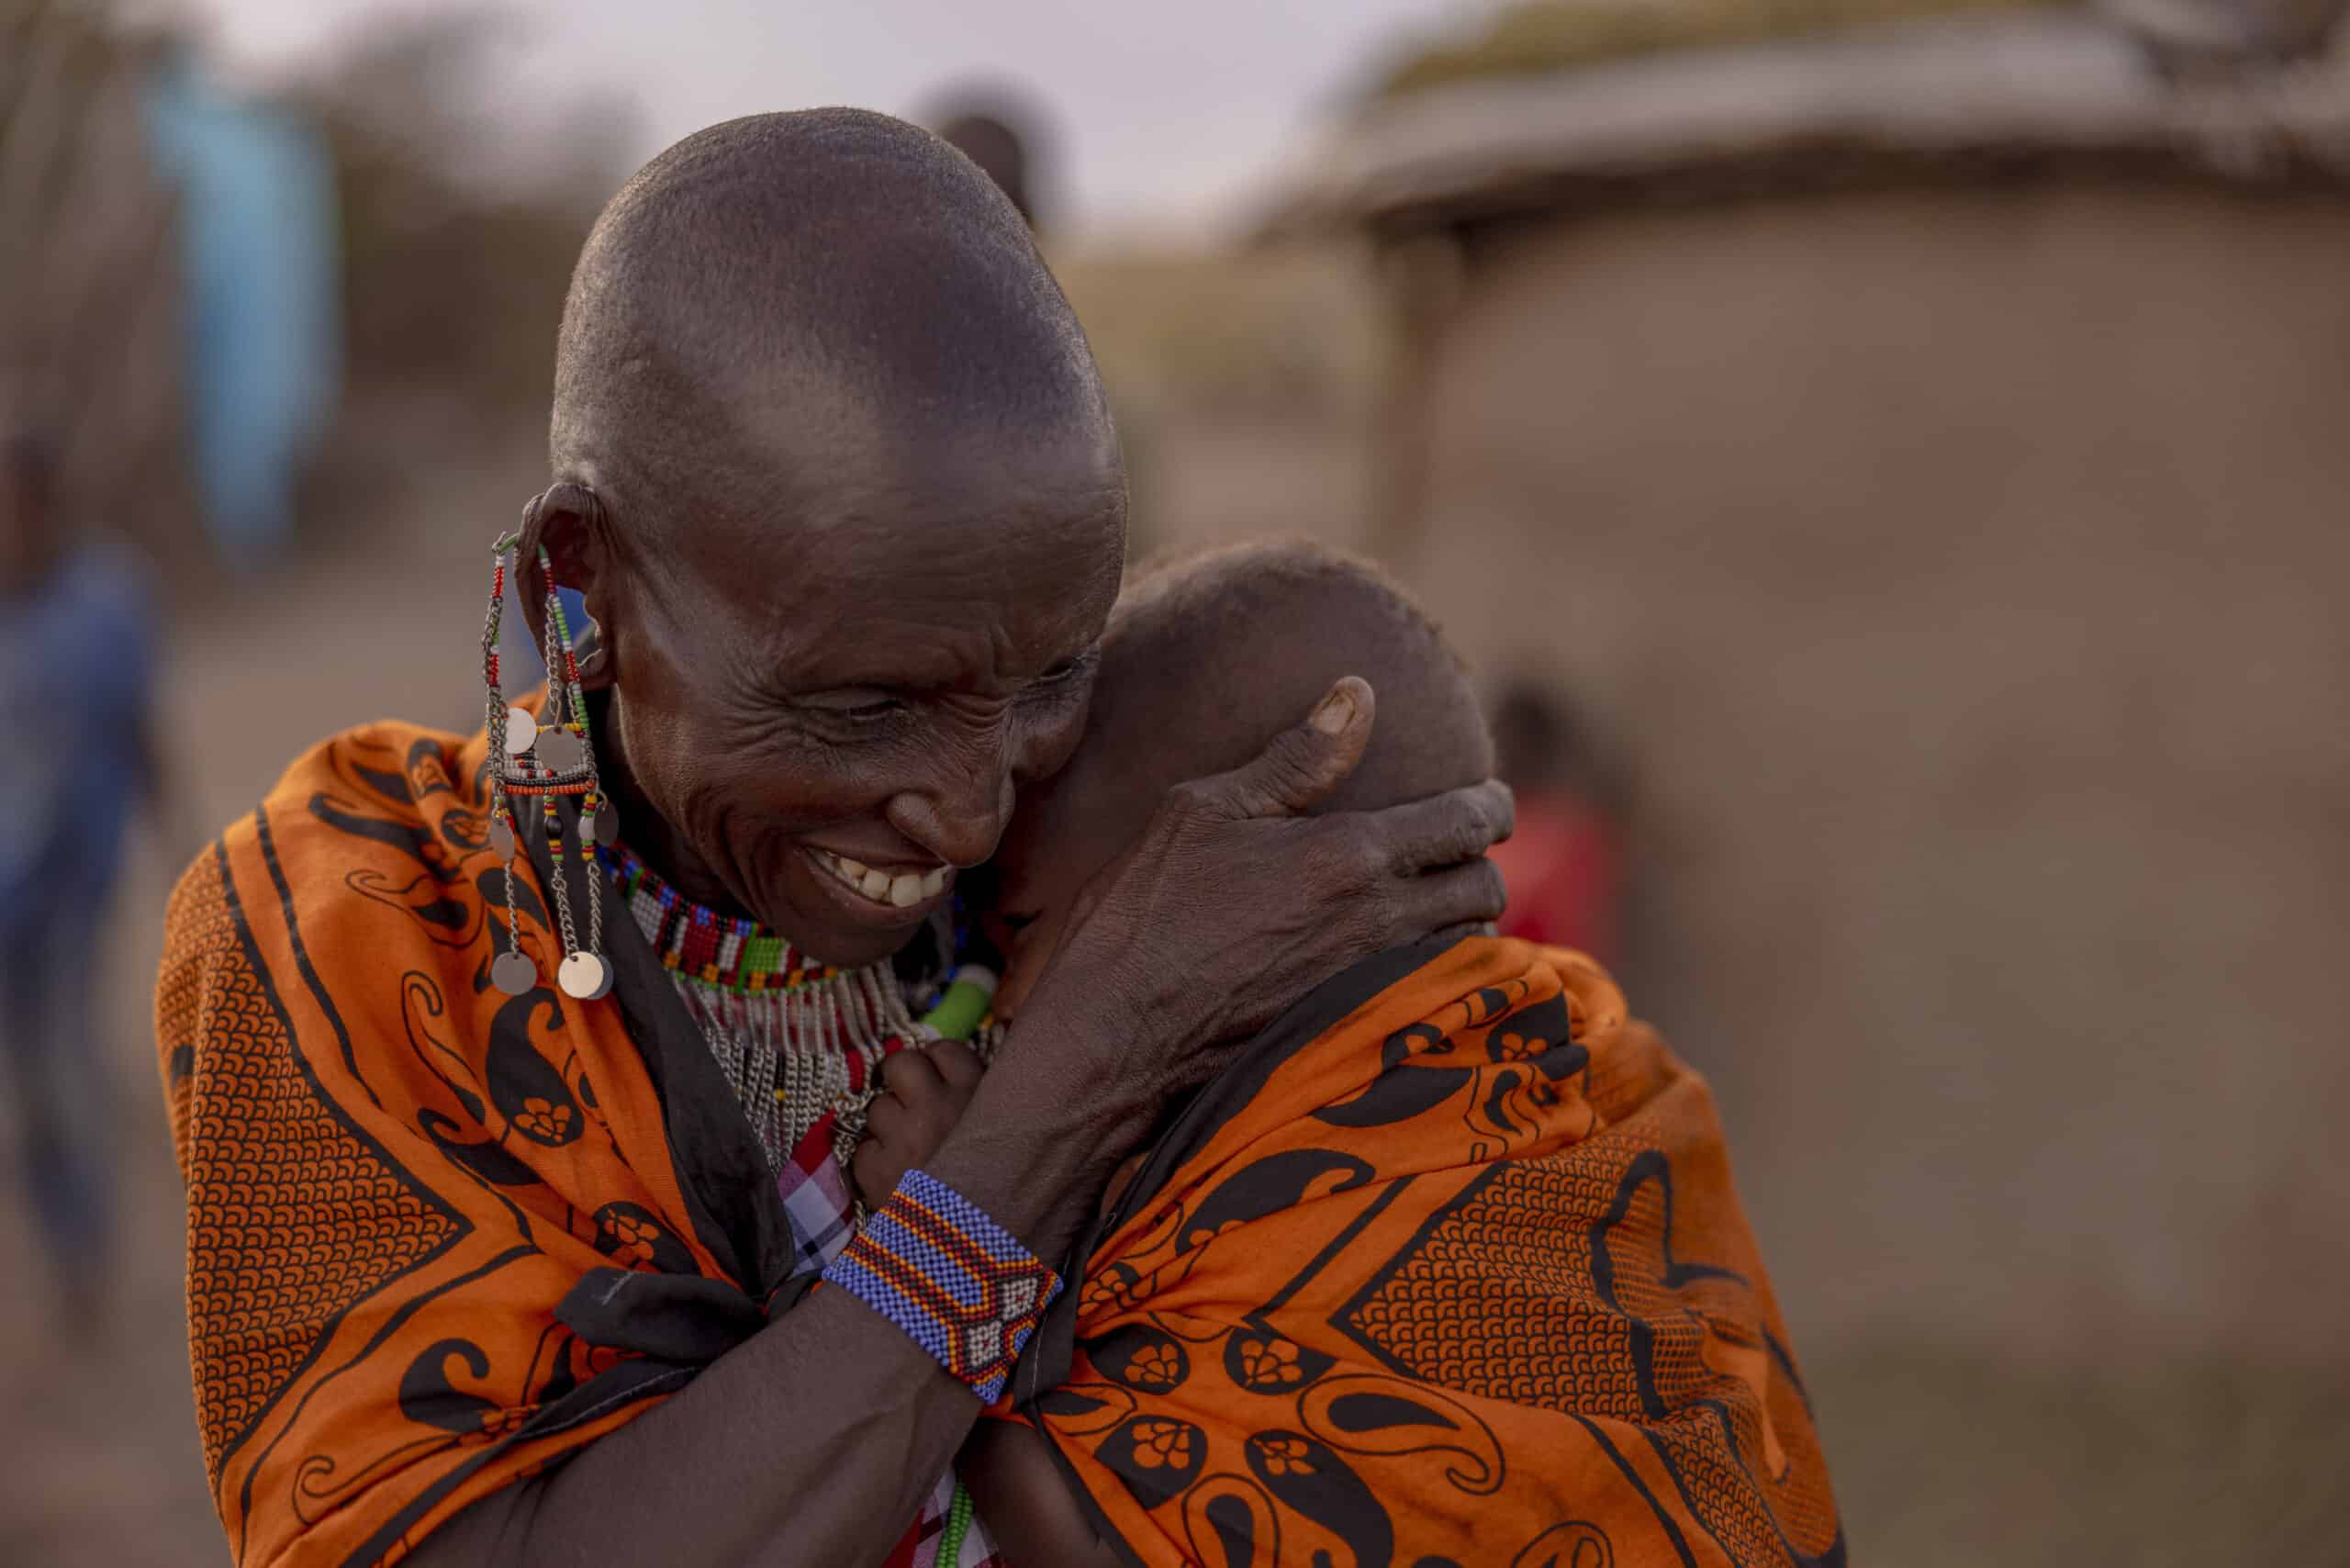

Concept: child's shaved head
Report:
left=990, top=540, right=1493, bottom=1012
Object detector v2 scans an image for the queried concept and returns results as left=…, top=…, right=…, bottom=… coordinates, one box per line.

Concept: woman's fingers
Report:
left=1183, top=677, right=1375, bottom=823
left=1393, top=856, right=1509, bottom=940
left=1359, top=778, right=1516, bottom=875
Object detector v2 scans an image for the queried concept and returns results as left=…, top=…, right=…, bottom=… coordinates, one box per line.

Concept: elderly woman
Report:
left=155, top=111, right=1507, bottom=1568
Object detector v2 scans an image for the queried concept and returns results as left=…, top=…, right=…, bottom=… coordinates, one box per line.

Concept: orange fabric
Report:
left=155, top=722, right=733, bottom=1567
left=1010, top=937, right=1841, bottom=1567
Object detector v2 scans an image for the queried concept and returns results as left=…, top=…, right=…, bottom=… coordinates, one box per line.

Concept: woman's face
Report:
left=587, top=435, right=1125, bottom=969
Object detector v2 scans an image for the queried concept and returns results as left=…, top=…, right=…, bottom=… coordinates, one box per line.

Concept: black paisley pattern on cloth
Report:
left=157, top=720, right=837, bottom=1567
left=994, top=935, right=1844, bottom=1568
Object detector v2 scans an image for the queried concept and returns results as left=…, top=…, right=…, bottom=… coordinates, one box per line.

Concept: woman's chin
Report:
left=766, top=870, right=934, bottom=970
left=789, top=923, right=922, bottom=970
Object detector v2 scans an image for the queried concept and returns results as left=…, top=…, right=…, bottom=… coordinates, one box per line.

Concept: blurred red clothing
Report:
left=1491, top=789, right=1620, bottom=962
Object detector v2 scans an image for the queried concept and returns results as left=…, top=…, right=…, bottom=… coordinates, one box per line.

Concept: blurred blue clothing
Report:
left=0, top=543, right=153, bottom=1311
left=0, top=544, right=156, bottom=925
left=142, top=61, right=341, bottom=565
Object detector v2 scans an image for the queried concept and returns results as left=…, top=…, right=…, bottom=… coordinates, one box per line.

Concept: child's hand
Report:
left=853, top=1040, right=985, bottom=1210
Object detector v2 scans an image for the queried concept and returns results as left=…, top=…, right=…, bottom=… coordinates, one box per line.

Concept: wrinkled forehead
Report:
left=643, top=414, right=1125, bottom=672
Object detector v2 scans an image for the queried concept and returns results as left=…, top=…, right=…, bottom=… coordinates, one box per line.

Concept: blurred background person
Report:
left=0, top=387, right=177, bottom=1333
left=923, top=78, right=1171, bottom=566
left=1486, top=679, right=1628, bottom=964
left=929, top=87, right=1046, bottom=229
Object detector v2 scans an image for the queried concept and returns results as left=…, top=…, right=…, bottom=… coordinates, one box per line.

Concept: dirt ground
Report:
left=2, top=410, right=2342, bottom=1565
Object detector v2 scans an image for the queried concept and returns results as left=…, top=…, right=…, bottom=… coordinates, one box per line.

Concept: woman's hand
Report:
left=1019, top=677, right=1509, bottom=1115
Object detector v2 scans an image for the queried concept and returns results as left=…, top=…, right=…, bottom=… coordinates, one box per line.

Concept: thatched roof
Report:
left=1366, top=0, right=2065, bottom=98
left=1261, top=9, right=2350, bottom=239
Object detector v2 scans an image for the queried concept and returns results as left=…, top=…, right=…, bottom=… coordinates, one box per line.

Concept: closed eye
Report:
left=800, top=688, right=908, bottom=722
left=1028, top=649, right=1097, bottom=693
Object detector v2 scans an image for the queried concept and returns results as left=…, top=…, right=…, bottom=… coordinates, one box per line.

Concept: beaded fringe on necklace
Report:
left=671, top=963, right=928, bottom=1173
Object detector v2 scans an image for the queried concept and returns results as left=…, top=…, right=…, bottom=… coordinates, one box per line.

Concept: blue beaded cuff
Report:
left=822, top=1169, right=1060, bottom=1404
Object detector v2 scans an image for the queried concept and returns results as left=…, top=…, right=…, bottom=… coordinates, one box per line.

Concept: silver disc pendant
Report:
left=591, top=806, right=620, bottom=847
left=503, top=706, right=538, bottom=756
left=491, top=949, right=539, bottom=995
left=487, top=817, right=517, bottom=860
left=558, top=951, right=612, bottom=1001
left=535, top=727, right=585, bottom=772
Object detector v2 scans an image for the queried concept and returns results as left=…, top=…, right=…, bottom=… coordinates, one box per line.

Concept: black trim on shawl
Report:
left=338, top=1358, right=698, bottom=1567
left=514, top=793, right=792, bottom=1298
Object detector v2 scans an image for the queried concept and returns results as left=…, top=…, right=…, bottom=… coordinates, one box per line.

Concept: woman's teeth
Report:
left=821, top=853, right=947, bottom=909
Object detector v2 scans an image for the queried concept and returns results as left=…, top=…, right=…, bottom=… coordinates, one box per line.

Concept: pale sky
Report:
left=181, top=0, right=1484, bottom=240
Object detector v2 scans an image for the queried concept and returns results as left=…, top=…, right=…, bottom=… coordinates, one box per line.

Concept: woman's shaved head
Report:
left=550, top=106, right=1114, bottom=546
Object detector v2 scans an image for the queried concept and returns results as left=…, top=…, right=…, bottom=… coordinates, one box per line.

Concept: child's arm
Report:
left=960, top=1150, right=1151, bottom=1564
left=959, top=1417, right=1121, bottom=1568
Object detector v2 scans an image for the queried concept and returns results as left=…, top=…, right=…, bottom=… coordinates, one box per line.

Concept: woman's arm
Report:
left=411, top=680, right=1508, bottom=1565
left=409, top=1008, right=1138, bottom=1567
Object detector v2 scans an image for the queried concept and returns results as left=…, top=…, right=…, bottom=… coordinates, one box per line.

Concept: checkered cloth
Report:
left=778, top=1131, right=859, bottom=1279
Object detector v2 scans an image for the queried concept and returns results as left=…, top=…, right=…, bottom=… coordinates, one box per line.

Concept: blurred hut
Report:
left=1264, top=2, right=2350, bottom=1372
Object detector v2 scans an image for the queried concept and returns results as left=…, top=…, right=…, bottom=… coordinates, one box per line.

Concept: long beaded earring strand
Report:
left=480, top=528, right=612, bottom=1001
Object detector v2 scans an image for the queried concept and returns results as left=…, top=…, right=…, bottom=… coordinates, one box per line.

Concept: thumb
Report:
left=1197, top=677, right=1376, bottom=821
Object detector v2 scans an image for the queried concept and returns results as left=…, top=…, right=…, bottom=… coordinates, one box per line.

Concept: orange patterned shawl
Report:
left=156, top=721, right=828, bottom=1567
left=999, top=935, right=1843, bottom=1568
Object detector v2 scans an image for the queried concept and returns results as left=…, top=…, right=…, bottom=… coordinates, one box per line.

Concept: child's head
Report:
left=990, top=539, right=1494, bottom=1015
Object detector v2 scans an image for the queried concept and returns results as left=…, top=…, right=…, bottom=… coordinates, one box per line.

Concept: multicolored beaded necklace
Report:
left=602, top=840, right=838, bottom=993
left=595, top=840, right=996, bottom=1174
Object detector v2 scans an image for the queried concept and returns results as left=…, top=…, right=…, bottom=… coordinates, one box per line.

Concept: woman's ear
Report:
left=515, top=481, right=616, bottom=691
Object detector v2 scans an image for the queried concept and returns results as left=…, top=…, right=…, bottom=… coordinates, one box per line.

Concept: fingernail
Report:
left=1311, top=687, right=1355, bottom=734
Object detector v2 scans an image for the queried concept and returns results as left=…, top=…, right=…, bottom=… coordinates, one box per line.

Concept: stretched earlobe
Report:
left=574, top=631, right=610, bottom=688
left=520, top=480, right=605, bottom=589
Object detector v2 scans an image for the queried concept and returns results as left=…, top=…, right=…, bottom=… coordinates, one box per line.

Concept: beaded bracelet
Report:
left=821, top=1169, right=1059, bottom=1404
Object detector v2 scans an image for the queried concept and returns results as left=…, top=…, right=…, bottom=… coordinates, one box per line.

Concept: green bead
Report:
left=937, top=1481, right=976, bottom=1562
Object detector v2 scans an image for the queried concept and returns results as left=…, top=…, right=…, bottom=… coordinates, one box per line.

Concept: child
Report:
left=852, top=540, right=1837, bottom=1568
left=850, top=536, right=1494, bottom=1204
left=852, top=538, right=1495, bottom=1563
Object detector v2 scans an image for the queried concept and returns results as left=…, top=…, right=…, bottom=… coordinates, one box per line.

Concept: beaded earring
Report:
left=480, top=524, right=612, bottom=1002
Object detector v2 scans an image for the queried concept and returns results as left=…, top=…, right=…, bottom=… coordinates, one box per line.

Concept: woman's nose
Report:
left=886, top=734, right=1016, bottom=869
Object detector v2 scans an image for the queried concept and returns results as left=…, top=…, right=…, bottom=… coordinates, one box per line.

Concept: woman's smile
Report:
left=805, top=845, right=954, bottom=921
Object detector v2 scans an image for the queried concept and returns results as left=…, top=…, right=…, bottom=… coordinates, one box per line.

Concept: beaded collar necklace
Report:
left=591, top=838, right=997, bottom=1173
left=596, top=839, right=836, bottom=994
